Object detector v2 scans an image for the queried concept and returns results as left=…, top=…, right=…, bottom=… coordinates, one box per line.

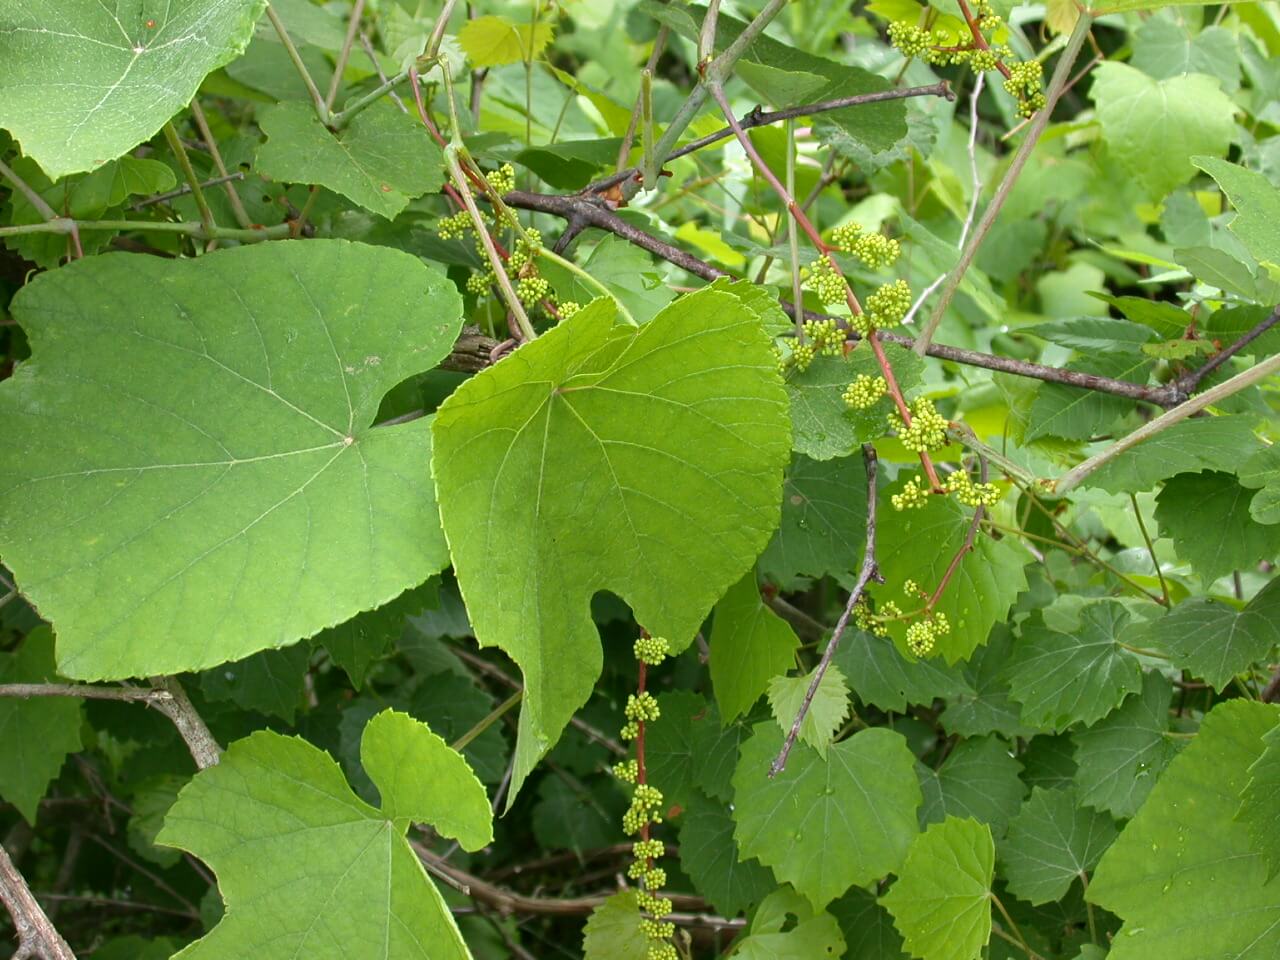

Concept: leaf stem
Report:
left=770, top=444, right=883, bottom=777
left=534, top=246, right=636, bottom=326
left=1130, top=492, right=1170, bottom=606
left=265, top=2, right=331, bottom=125
left=188, top=100, right=253, bottom=228
left=990, top=891, right=1043, bottom=960
left=162, top=121, right=216, bottom=238
left=453, top=690, right=523, bottom=752
left=915, top=11, right=1093, bottom=356
left=1054, top=351, right=1280, bottom=494
left=0, top=156, right=83, bottom=259
left=325, top=0, right=366, bottom=112
left=0, top=218, right=291, bottom=243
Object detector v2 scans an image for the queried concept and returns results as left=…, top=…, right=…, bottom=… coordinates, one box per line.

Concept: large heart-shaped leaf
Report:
left=157, top=709, right=490, bottom=959
left=0, top=0, right=267, bottom=179
left=0, top=240, right=461, bottom=680
left=433, top=290, right=789, bottom=799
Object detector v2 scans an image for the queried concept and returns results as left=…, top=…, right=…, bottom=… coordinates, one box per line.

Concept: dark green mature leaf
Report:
left=515, top=139, right=623, bottom=190
left=787, top=348, right=924, bottom=461
left=876, top=492, right=1027, bottom=663
left=732, top=888, right=845, bottom=959
left=829, top=889, right=907, bottom=960
left=0, top=0, right=266, bottom=179
left=880, top=817, right=994, bottom=960
left=1239, top=723, right=1280, bottom=880
left=1083, top=417, right=1263, bottom=494
left=158, top=710, right=490, bottom=959
left=678, top=795, right=778, bottom=917
left=1126, top=579, right=1280, bottom=690
left=1003, top=604, right=1142, bottom=730
left=1027, top=354, right=1150, bottom=442
left=1193, top=156, right=1280, bottom=265
left=0, top=241, right=461, bottom=680
left=314, top=582, right=436, bottom=689
left=734, top=723, right=921, bottom=909
left=760, top=454, right=869, bottom=587
left=918, top=737, right=1023, bottom=836
left=837, top=628, right=972, bottom=714
left=1000, top=787, right=1117, bottom=905
left=646, top=691, right=707, bottom=810
left=432, top=289, right=790, bottom=799
left=690, top=702, right=755, bottom=802
left=531, top=777, right=622, bottom=852
left=1154, top=471, right=1280, bottom=584
left=1239, top=440, right=1280, bottom=525
left=1072, top=671, right=1176, bottom=819
left=710, top=574, right=799, bottom=722
left=1131, top=19, right=1240, bottom=91
left=1088, top=700, right=1280, bottom=960
left=256, top=101, right=443, bottom=220
left=409, top=673, right=509, bottom=786
left=1023, top=317, right=1155, bottom=354
left=200, top=643, right=310, bottom=723
left=0, top=627, right=82, bottom=823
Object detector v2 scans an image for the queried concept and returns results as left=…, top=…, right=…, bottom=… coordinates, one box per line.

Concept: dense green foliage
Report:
left=1, top=1, right=1278, bottom=959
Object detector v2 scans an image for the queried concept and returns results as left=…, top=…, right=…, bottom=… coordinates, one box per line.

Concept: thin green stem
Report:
left=453, top=690, right=522, bottom=752
left=640, top=69, right=656, bottom=189
left=786, top=118, right=803, bottom=336
left=162, top=121, right=216, bottom=237
left=1079, top=871, right=1099, bottom=944
left=265, top=2, right=330, bottom=124
left=0, top=219, right=291, bottom=243
left=188, top=100, right=253, bottom=228
left=330, top=69, right=415, bottom=128
left=325, top=0, right=366, bottom=112
left=947, top=424, right=1037, bottom=486
left=915, top=12, right=1093, bottom=355
left=1117, top=641, right=1170, bottom=659
left=990, top=892, right=1044, bottom=960
left=1131, top=492, right=1170, bottom=606
left=0, top=156, right=83, bottom=258
left=1055, top=351, right=1280, bottom=494
left=535, top=247, right=637, bottom=326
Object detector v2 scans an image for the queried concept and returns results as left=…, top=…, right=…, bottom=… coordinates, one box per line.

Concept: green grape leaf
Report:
left=759, top=454, right=870, bottom=587
left=829, top=888, right=907, bottom=960
left=531, top=776, right=623, bottom=852
left=515, top=138, right=623, bottom=191
left=879, top=817, right=994, bottom=960
left=539, top=235, right=675, bottom=326
left=733, top=888, right=846, bottom=960
left=582, top=891, right=649, bottom=960
left=1131, top=20, right=1240, bottom=91
left=409, top=673, right=509, bottom=786
left=918, top=736, right=1023, bottom=837
left=128, top=775, right=187, bottom=868
left=1154, top=471, right=1280, bottom=584
left=1125, top=579, right=1280, bottom=690
left=314, top=583, right=435, bottom=689
left=1082, top=416, right=1262, bottom=494
left=645, top=691, right=708, bottom=810
left=690, top=702, right=755, bottom=802
left=0, top=626, right=83, bottom=824
left=1239, top=444, right=1280, bottom=525
left=0, top=0, right=266, bottom=179
left=999, top=787, right=1118, bottom=905
left=0, top=240, right=461, bottom=680
left=256, top=101, right=444, bottom=220
left=432, top=289, right=790, bottom=800
left=1193, top=156, right=1280, bottom=265
left=1239, top=723, right=1280, bottom=880
left=787, top=347, right=924, bottom=461
left=1020, top=734, right=1078, bottom=793
left=1088, top=700, right=1280, bottom=960
left=73, top=156, right=177, bottom=209
left=1002, top=604, right=1142, bottom=730
left=1024, top=317, right=1155, bottom=354
left=836, top=627, right=973, bottom=714
left=458, top=15, right=553, bottom=67
left=200, top=643, right=310, bottom=723
left=1089, top=63, right=1235, bottom=199
left=876, top=490, right=1027, bottom=662
left=1072, top=671, right=1176, bottom=818
left=157, top=709, right=490, bottom=959
left=678, top=795, right=778, bottom=917
left=710, top=573, right=800, bottom=722
left=768, top=664, right=851, bottom=757
left=733, top=723, right=921, bottom=909
left=1026, top=355, right=1151, bottom=442
left=941, top=628, right=1037, bottom=740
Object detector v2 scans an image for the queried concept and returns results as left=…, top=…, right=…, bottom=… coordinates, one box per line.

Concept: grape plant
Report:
left=0, top=1, right=1278, bottom=959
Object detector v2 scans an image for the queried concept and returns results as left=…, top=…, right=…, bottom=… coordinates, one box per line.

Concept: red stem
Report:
left=955, top=0, right=1013, bottom=79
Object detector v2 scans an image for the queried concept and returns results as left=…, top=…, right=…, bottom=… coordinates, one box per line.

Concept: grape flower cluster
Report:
left=905, top=611, right=951, bottom=658
left=889, top=397, right=949, bottom=453
left=943, top=469, right=1001, bottom=508
left=612, top=635, right=677, bottom=960
left=804, top=254, right=848, bottom=306
left=831, top=222, right=901, bottom=270
left=843, top=373, right=888, bottom=410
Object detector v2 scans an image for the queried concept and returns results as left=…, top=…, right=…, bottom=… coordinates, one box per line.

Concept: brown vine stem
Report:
left=914, top=11, right=1094, bottom=356
left=955, top=0, right=1012, bottom=79
left=707, top=81, right=942, bottom=491
left=771, top=444, right=883, bottom=777
left=0, top=843, right=77, bottom=960
left=0, top=156, right=83, bottom=260
left=149, top=676, right=222, bottom=770
left=1054, top=351, right=1280, bottom=495
left=1177, top=304, right=1280, bottom=393
left=0, top=683, right=171, bottom=703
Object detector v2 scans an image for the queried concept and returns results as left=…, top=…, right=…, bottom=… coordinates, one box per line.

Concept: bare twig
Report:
left=771, top=445, right=883, bottom=777
left=0, top=683, right=171, bottom=703
left=915, top=12, right=1093, bottom=355
left=132, top=171, right=245, bottom=210
left=0, top=844, right=76, bottom=960
left=148, top=676, right=221, bottom=770
left=1177, top=304, right=1280, bottom=392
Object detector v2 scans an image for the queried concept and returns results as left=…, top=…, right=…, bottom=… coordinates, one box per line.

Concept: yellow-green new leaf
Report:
left=432, top=290, right=790, bottom=801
